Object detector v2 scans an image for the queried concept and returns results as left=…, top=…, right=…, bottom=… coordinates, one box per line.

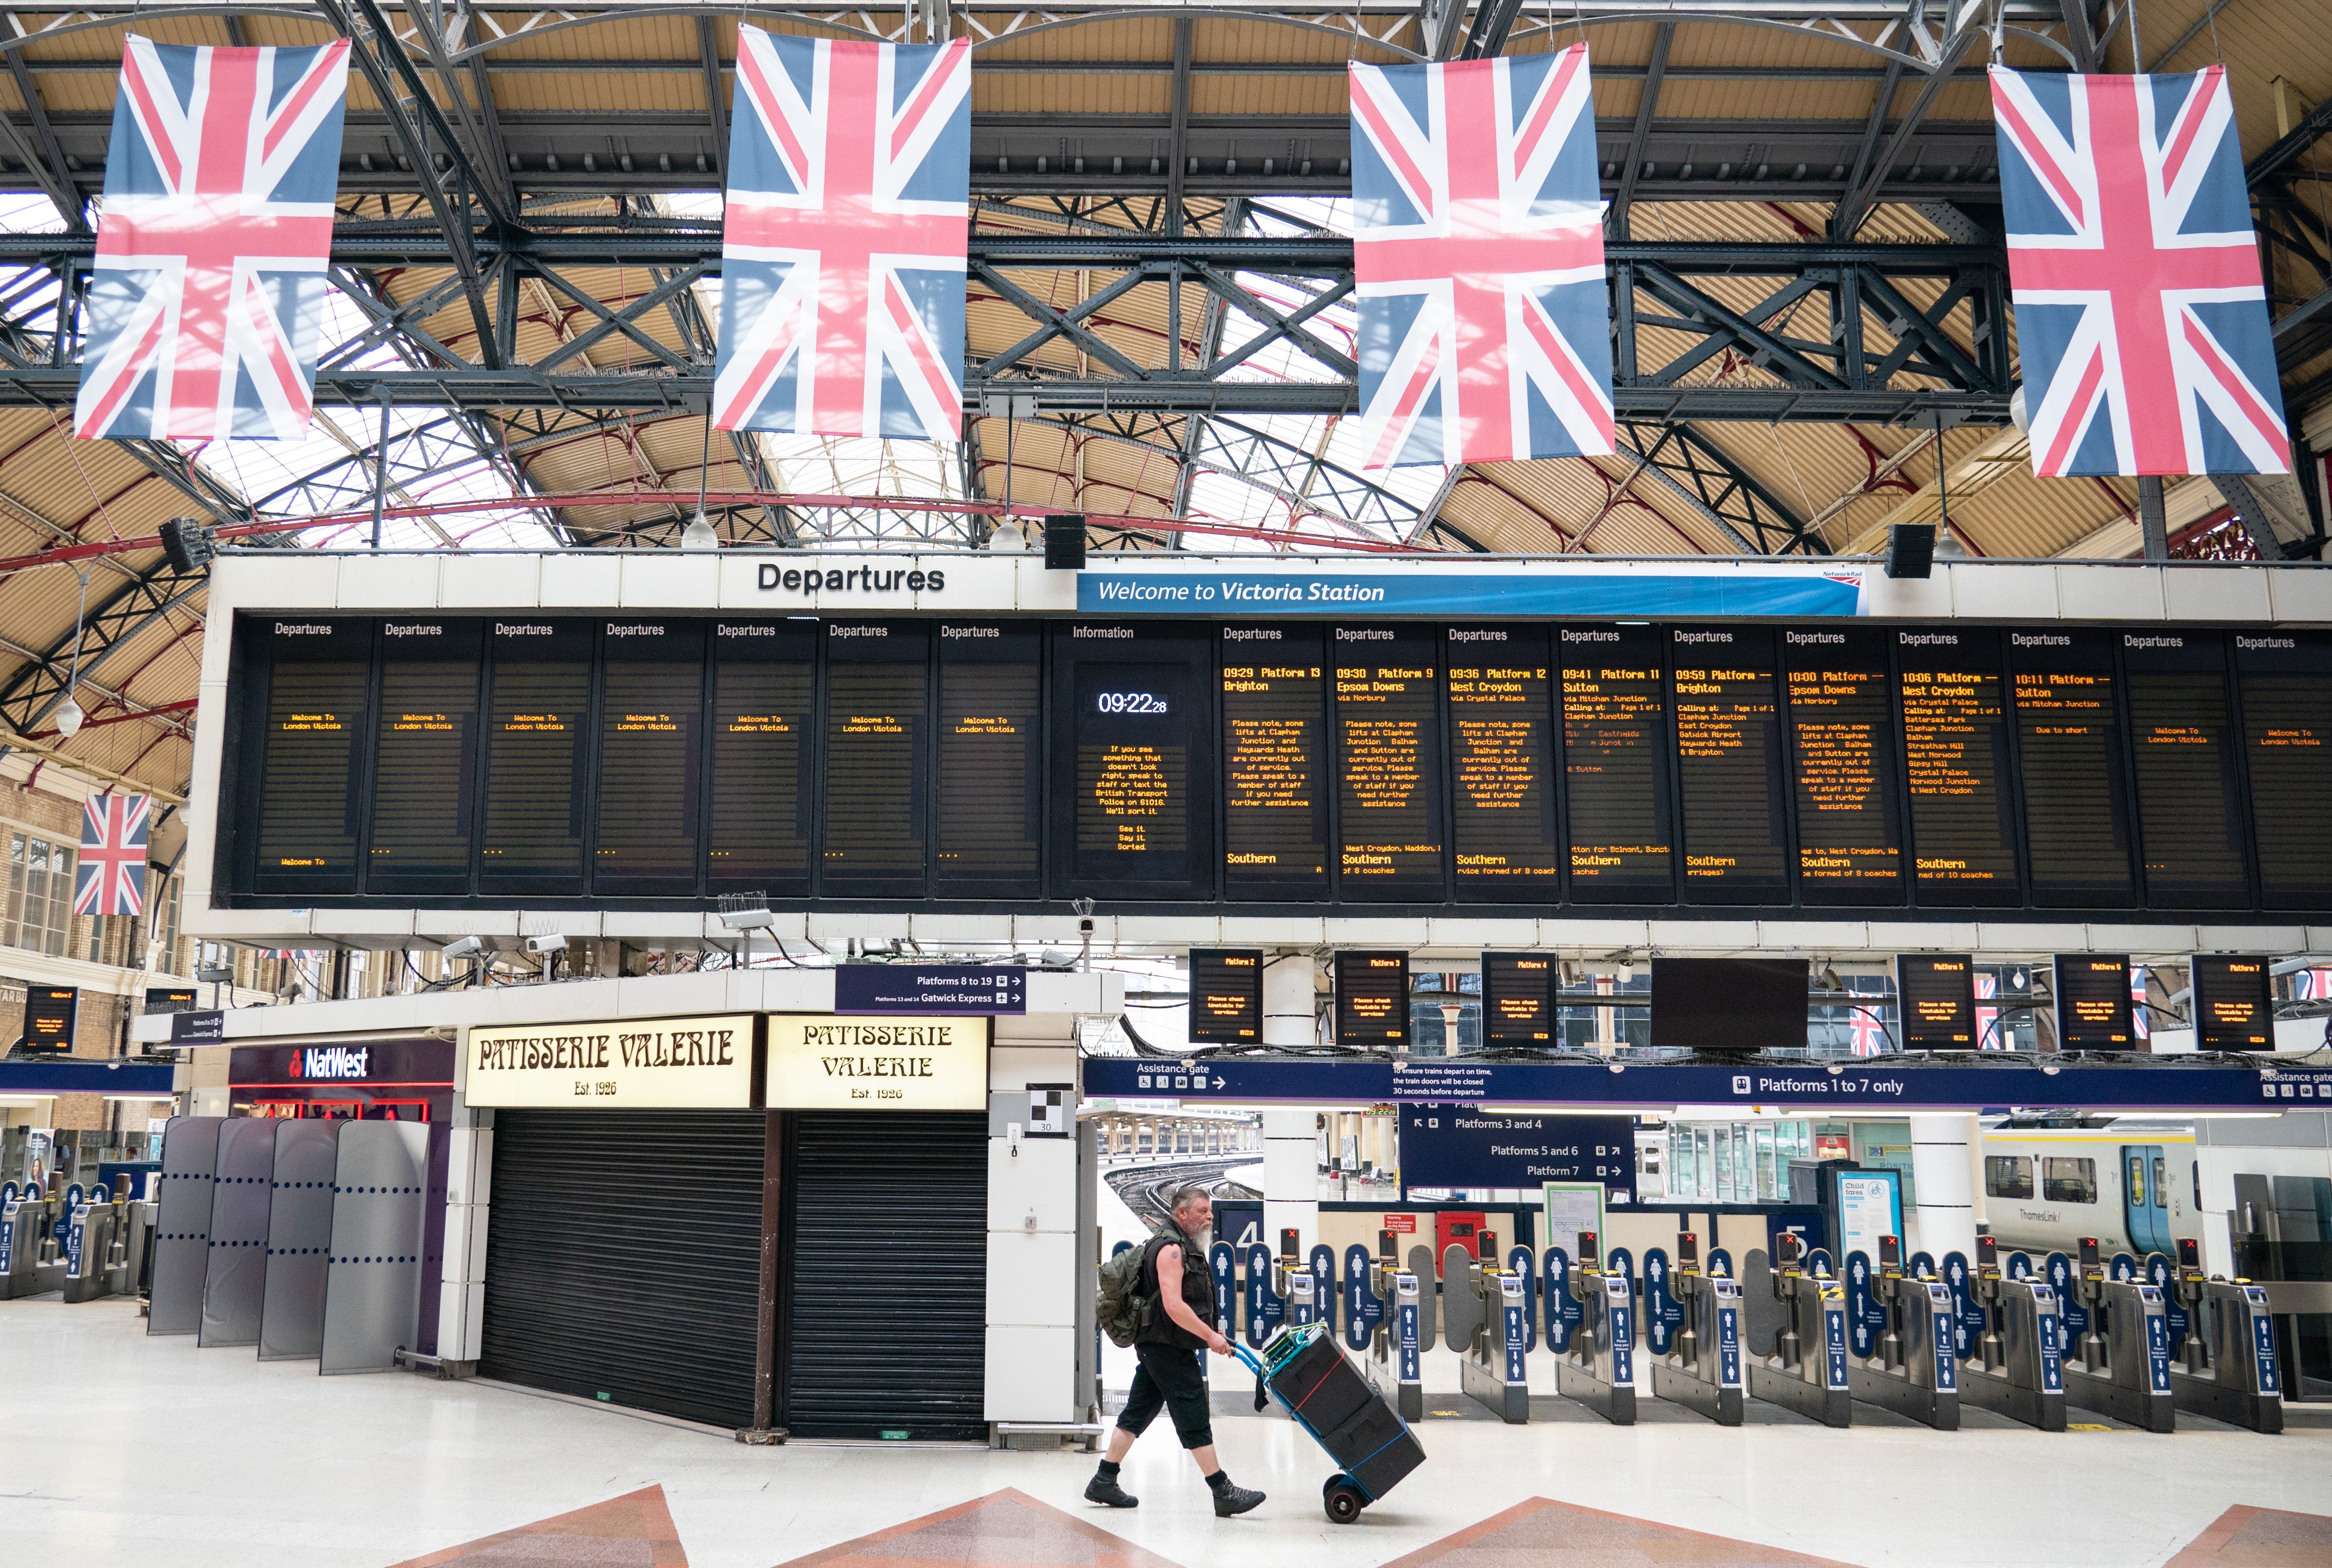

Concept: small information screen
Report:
left=2191, top=955, right=2273, bottom=1051
left=1897, top=627, right=2021, bottom=905
left=1480, top=950, right=1557, bottom=1045
left=1446, top=626, right=1559, bottom=898
left=1334, top=950, right=1411, bottom=1049
left=1189, top=948, right=1265, bottom=1045
left=1670, top=626, right=1789, bottom=902
left=21, top=984, right=76, bottom=1051
left=2123, top=631, right=2249, bottom=907
left=1784, top=624, right=1903, bottom=904
left=1334, top=625, right=1447, bottom=901
left=1895, top=954, right=1976, bottom=1048
left=1560, top=624, right=1674, bottom=902
left=2054, top=954, right=2134, bottom=1048
left=1221, top=626, right=1329, bottom=900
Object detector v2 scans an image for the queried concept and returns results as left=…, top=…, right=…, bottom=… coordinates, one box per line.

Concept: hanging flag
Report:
left=1990, top=65, right=2290, bottom=477
left=1348, top=45, right=1613, bottom=469
left=714, top=28, right=970, bottom=443
left=2130, top=964, right=2150, bottom=1042
left=73, top=35, right=351, bottom=442
left=1974, top=970, right=2000, bottom=1049
left=1848, top=1004, right=1886, bottom=1058
left=74, top=794, right=150, bottom=917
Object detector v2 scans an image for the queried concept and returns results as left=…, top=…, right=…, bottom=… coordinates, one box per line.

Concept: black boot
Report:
left=1208, top=1472, right=1265, bottom=1517
left=1086, top=1463, right=1138, bottom=1508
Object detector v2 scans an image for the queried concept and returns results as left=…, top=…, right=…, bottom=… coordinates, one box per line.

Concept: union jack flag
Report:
left=1847, top=1004, right=1886, bottom=1057
left=73, top=36, right=350, bottom=442
left=1990, top=66, right=2290, bottom=477
left=2131, top=965, right=2150, bottom=1041
left=1975, top=970, right=2001, bottom=1049
left=714, top=29, right=969, bottom=443
left=74, top=794, right=149, bottom=918
left=1348, top=46, right=1613, bottom=469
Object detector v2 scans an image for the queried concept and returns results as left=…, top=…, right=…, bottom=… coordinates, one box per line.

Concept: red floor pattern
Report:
left=1377, top=1497, right=1859, bottom=1568
left=388, top=1484, right=689, bottom=1567
left=2164, top=1505, right=2332, bottom=1567
left=772, top=1488, right=1186, bottom=1568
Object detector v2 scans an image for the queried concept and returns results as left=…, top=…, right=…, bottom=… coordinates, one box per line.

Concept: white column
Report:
left=1261, top=950, right=1320, bottom=1250
left=1909, top=1114, right=1979, bottom=1265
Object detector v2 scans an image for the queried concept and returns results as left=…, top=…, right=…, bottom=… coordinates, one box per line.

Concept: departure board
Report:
left=20, top=984, right=75, bottom=1051
left=251, top=618, right=369, bottom=893
left=1481, top=950, right=1556, bottom=1045
left=1334, top=625, right=1447, bottom=900
left=2191, top=955, right=2273, bottom=1050
left=1334, top=950, right=1411, bottom=1048
left=2123, top=632, right=2249, bottom=906
left=1895, top=953, right=1976, bottom=1048
left=1189, top=947, right=1265, bottom=1044
left=1671, top=626, right=1789, bottom=902
left=823, top=621, right=929, bottom=897
left=366, top=618, right=480, bottom=895
left=1560, top=624, right=1674, bottom=902
left=1059, top=622, right=1209, bottom=897
left=595, top=619, right=703, bottom=893
left=1446, top=626, right=1559, bottom=898
left=2009, top=629, right=2135, bottom=906
left=478, top=619, right=591, bottom=891
left=2235, top=631, right=2332, bottom=910
left=708, top=620, right=815, bottom=894
left=1221, top=625, right=1329, bottom=900
left=1783, top=625, right=1903, bottom=905
left=1897, top=628, right=2022, bottom=905
left=936, top=623, right=1042, bottom=898
left=2054, top=954, right=2134, bottom=1047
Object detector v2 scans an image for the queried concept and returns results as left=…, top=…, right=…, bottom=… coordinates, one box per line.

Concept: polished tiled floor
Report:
left=3, top=1297, right=2328, bottom=1568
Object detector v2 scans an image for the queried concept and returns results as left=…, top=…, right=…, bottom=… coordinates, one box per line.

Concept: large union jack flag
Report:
left=714, top=29, right=969, bottom=443
left=1991, top=65, right=2290, bottom=477
left=1349, top=47, right=1613, bottom=470
left=73, top=36, right=350, bottom=442
left=74, top=794, right=149, bottom=918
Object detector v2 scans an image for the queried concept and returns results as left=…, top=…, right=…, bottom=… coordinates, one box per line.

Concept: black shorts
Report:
left=1117, top=1341, right=1214, bottom=1450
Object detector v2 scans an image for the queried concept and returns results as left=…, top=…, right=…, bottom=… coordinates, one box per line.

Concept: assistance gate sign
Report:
left=463, top=1013, right=756, bottom=1107
left=766, top=1014, right=990, bottom=1110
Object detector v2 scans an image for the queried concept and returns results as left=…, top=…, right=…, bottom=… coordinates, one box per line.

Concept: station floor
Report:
left=3, top=1296, right=2330, bottom=1568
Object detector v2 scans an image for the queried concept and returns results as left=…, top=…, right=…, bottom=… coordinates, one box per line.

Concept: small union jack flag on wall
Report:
left=1990, top=65, right=2290, bottom=477
left=75, top=794, right=150, bottom=918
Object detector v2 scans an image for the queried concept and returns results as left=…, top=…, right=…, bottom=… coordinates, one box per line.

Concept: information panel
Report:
left=935, top=623, right=1042, bottom=898
left=2009, top=629, right=2135, bottom=907
left=1895, top=954, right=1976, bottom=1048
left=1783, top=624, right=1903, bottom=904
left=1671, top=626, right=1789, bottom=902
left=1481, top=950, right=1556, bottom=1046
left=2234, top=631, right=2332, bottom=911
left=2191, top=956, right=2273, bottom=1050
left=1559, top=624, right=1674, bottom=902
left=20, top=984, right=75, bottom=1052
left=1221, top=625, right=1329, bottom=900
left=2054, top=954, right=2135, bottom=1048
left=250, top=618, right=370, bottom=894
left=823, top=621, right=929, bottom=897
left=1897, top=627, right=2021, bottom=905
left=478, top=618, right=591, bottom=893
left=1446, top=625, right=1559, bottom=897
left=1334, top=625, right=1447, bottom=900
left=708, top=619, right=815, bottom=895
left=1334, top=950, right=1411, bottom=1049
left=366, top=618, right=481, bottom=896
left=1058, top=622, right=1210, bottom=898
left=1190, top=948, right=1265, bottom=1045
left=595, top=619, right=703, bottom=894
left=2124, top=631, right=2249, bottom=907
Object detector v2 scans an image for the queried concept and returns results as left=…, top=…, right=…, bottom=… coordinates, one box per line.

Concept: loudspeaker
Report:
left=1885, top=522, right=1936, bottom=579
left=159, top=517, right=214, bottom=574
left=1043, top=512, right=1086, bottom=570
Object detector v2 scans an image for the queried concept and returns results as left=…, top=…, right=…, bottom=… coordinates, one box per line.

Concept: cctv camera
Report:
left=525, top=934, right=566, bottom=956
left=719, top=908, right=775, bottom=931
left=440, top=935, right=485, bottom=961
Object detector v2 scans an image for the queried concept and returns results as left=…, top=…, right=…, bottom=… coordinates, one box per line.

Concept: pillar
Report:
left=1909, top=1114, right=1979, bottom=1265
left=1261, top=950, right=1321, bottom=1250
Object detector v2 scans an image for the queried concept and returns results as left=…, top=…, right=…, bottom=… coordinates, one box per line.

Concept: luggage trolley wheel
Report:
left=1324, top=1473, right=1367, bottom=1524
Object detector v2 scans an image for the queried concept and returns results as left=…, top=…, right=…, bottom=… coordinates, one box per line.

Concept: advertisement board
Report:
left=764, top=1014, right=989, bottom=1111
left=463, top=1014, right=757, bottom=1108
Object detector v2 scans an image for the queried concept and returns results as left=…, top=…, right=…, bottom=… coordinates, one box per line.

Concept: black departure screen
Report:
left=1334, top=950, right=1411, bottom=1048
left=1334, top=625, right=1447, bottom=901
left=1649, top=957, right=1806, bottom=1051
left=2123, top=631, right=2249, bottom=907
left=1447, top=625, right=1559, bottom=898
left=936, top=623, right=1042, bottom=898
left=1559, top=624, right=1673, bottom=902
left=2009, top=628, right=2135, bottom=906
left=1670, top=625, right=1789, bottom=903
left=2054, top=954, right=2134, bottom=1048
left=2191, top=955, right=2273, bottom=1050
left=1058, top=622, right=1209, bottom=898
left=478, top=619, right=591, bottom=893
left=20, top=984, right=75, bottom=1051
left=2234, top=631, right=2332, bottom=910
left=1481, top=950, right=1556, bottom=1045
left=1896, top=953, right=1976, bottom=1048
left=594, top=619, right=703, bottom=894
left=1189, top=947, right=1265, bottom=1044
left=366, top=618, right=480, bottom=895
left=1896, top=627, right=2021, bottom=905
left=1783, top=624, right=1903, bottom=905
left=708, top=619, right=815, bottom=895
left=822, top=621, right=929, bottom=897
left=1221, top=625, right=1328, bottom=900
left=251, top=618, right=369, bottom=893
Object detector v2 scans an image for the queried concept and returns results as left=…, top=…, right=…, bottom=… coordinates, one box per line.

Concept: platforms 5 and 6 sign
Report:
left=463, top=1014, right=756, bottom=1108
left=766, top=1014, right=991, bottom=1110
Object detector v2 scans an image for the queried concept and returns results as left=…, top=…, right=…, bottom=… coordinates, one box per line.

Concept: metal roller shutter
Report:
left=480, top=1109, right=764, bottom=1430
left=783, top=1110, right=987, bottom=1440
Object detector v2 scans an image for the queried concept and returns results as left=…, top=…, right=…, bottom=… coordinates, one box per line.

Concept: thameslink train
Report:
left=1977, top=1121, right=2201, bottom=1260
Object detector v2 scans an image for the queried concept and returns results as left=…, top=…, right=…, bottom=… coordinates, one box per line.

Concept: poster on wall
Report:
left=463, top=1014, right=757, bottom=1108
left=764, top=1014, right=990, bottom=1111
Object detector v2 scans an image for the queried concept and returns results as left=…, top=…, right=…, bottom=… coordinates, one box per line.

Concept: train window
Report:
left=2043, top=1157, right=2098, bottom=1205
left=2154, top=1157, right=2169, bottom=1209
left=1984, top=1155, right=2034, bottom=1199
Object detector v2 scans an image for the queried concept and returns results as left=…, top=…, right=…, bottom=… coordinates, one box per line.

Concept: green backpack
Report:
left=1098, top=1239, right=1158, bottom=1347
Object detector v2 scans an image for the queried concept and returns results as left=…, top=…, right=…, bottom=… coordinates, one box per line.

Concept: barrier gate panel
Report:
left=258, top=1120, right=342, bottom=1361
left=148, top=1117, right=223, bottom=1336
left=199, top=1118, right=278, bottom=1347
left=319, top=1121, right=429, bottom=1375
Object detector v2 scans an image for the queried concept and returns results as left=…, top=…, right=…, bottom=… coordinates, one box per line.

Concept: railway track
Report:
left=1105, top=1157, right=1259, bottom=1235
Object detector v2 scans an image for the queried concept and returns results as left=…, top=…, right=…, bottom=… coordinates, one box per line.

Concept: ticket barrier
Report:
left=1747, top=1234, right=1853, bottom=1427
left=2060, top=1237, right=2175, bottom=1433
left=1649, top=1231, right=1744, bottom=1425
left=1847, top=1236, right=1960, bottom=1430
left=0, top=1181, right=69, bottom=1300
left=1273, top=1231, right=1318, bottom=1332
left=1452, top=1231, right=1528, bottom=1424
left=1365, top=1233, right=1425, bottom=1422
left=1955, top=1236, right=2067, bottom=1431
left=2160, top=1240, right=2282, bottom=1434
left=60, top=1187, right=148, bottom=1303
left=1557, top=1231, right=1638, bottom=1425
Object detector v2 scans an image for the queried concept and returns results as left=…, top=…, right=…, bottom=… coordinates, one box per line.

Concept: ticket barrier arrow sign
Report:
left=1243, top=1242, right=1282, bottom=1348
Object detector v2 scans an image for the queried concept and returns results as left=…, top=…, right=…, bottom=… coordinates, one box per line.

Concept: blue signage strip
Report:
left=0, top=1059, right=174, bottom=1095
left=834, top=963, right=1026, bottom=1015
left=1076, top=570, right=1863, bottom=619
left=1399, top=1105, right=1635, bottom=1192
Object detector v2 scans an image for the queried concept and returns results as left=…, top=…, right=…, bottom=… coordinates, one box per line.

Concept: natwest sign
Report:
left=228, top=1038, right=455, bottom=1088
left=288, top=1045, right=370, bottom=1080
